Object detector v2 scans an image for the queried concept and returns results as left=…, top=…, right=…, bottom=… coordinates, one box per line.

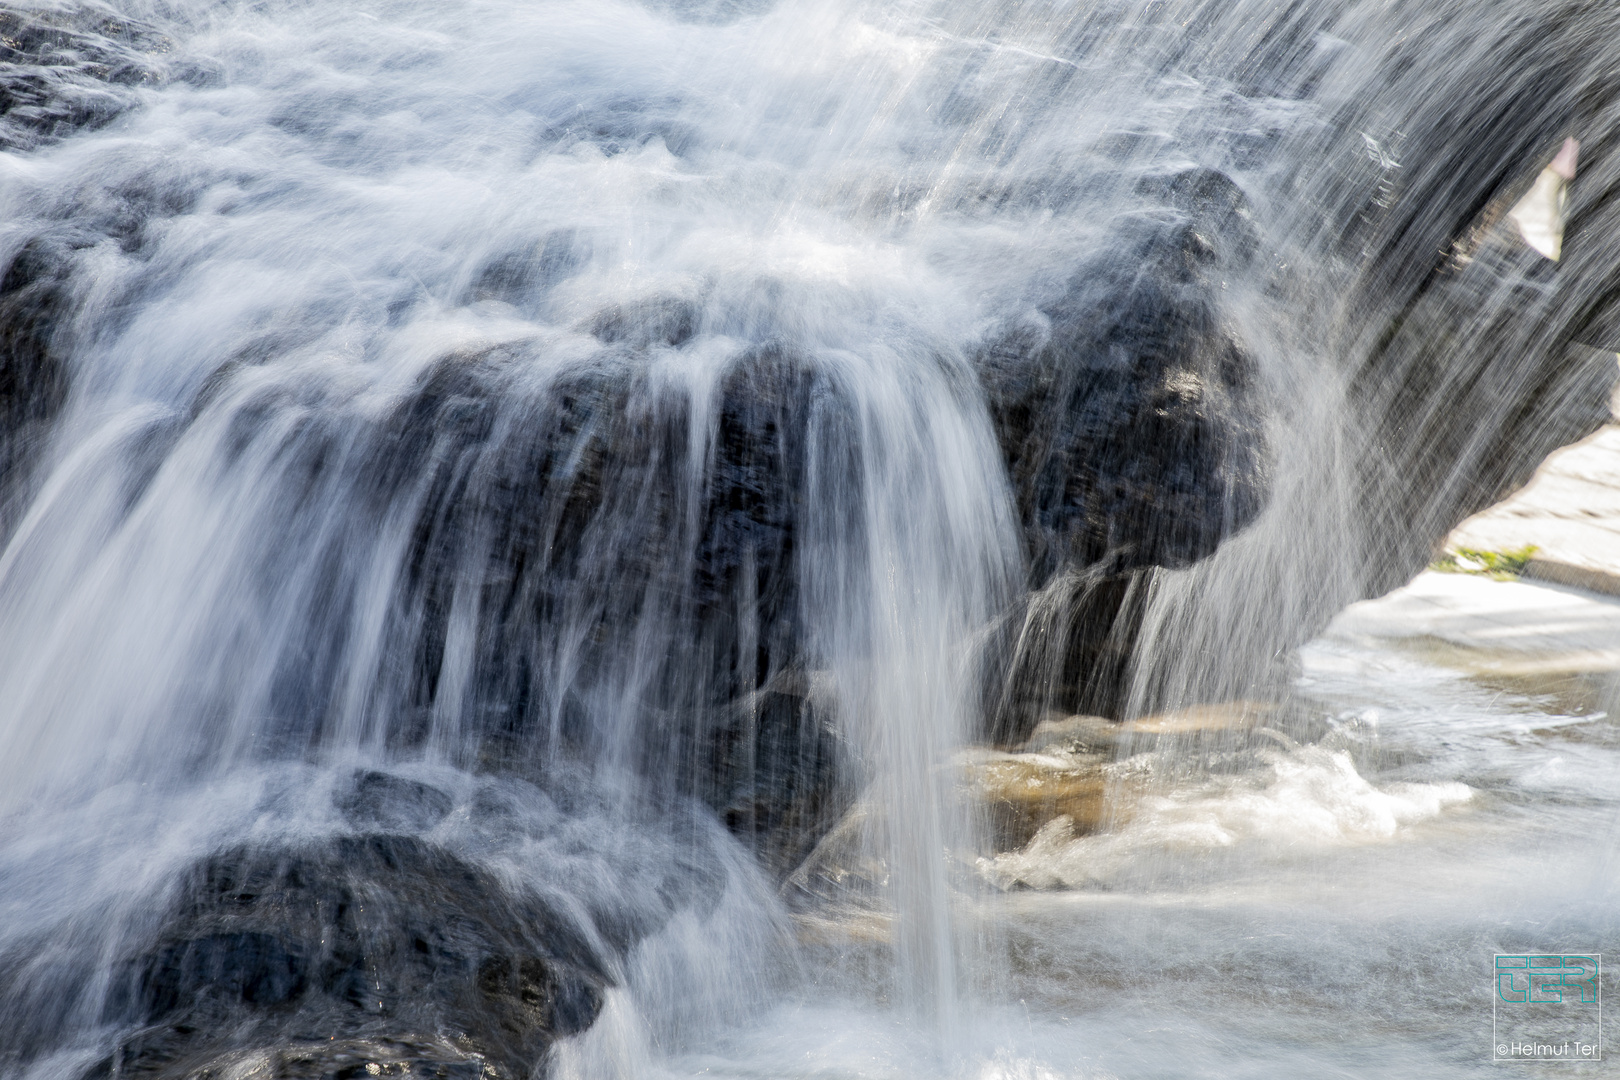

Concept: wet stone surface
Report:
left=95, top=835, right=611, bottom=1080
left=0, top=3, right=200, bottom=152
left=978, top=179, right=1270, bottom=583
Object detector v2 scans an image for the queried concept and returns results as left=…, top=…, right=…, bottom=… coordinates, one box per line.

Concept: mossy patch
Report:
left=1431, top=544, right=1539, bottom=580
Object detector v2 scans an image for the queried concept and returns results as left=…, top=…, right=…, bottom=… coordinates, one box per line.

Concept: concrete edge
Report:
left=1521, top=557, right=1620, bottom=599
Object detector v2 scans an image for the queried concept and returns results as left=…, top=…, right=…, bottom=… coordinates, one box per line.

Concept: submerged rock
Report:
left=97, top=836, right=611, bottom=1080
left=959, top=748, right=1117, bottom=852
left=965, top=701, right=1282, bottom=853
left=0, top=3, right=183, bottom=152
left=333, top=770, right=456, bottom=832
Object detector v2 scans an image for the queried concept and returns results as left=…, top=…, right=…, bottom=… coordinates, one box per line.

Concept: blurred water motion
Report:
left=0, top=1, right=1617, bottom=1077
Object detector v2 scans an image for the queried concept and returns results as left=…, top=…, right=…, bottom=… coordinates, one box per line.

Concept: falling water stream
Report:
left=0, top=1, right=1618, bottom=1077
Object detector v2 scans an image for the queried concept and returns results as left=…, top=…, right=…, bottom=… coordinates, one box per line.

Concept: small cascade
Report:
left=0, top=1, right=1617, bottom=1078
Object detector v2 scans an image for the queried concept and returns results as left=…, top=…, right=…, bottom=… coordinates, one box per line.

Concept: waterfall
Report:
left=1, top=1, right=1617, bottom=1077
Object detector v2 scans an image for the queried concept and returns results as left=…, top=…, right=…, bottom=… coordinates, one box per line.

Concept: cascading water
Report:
left=1, top=1, right=1618, bottom=1077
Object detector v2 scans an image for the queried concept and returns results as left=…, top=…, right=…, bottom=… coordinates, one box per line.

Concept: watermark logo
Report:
left=1493, top=954, right=1602, bottom=1062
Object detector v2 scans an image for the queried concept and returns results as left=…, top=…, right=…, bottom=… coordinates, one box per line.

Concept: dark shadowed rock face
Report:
left=0, top=4, right=193, bottom=152
left=0, top=236, right=77, bottom=520
left=167, top=156, right=1276, bottom=864
left=980, top=178, right=1270, bottom=584
left=192, top=340, right=852, bottom=878
left=1337, top=54, right=1620, bottom=600
left=982, top=571, right=1155, bottom=743
left=390, top=344, right=851, bottom=878
left=971, top=168, right=1272, bottom=738
left=95, top=834, right=612, bottom=1080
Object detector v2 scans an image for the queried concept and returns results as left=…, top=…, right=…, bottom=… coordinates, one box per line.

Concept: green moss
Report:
left=1431, top=544, right=1539, bottom=580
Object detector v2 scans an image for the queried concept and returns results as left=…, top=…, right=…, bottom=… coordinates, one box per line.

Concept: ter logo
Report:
left=1497, top=956, right=1599, bottom=1005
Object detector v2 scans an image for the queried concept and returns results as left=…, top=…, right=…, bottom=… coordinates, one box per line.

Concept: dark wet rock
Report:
left=98, top=1035, right=498, bottom=1080
left=360, top=243, right=1266, bottom=841
left=971, top=168, right=1272, bottom=735
left=193, top=182, right=1275, bottom=853
left=0, top=234, right=80, bottom=523
left=985, top=570, right=1154, bottom=740
left=466, top=232, right=585, bottom=308
left=230, top=342, right=853, bottom=874
left=1133, top=166, right=1260, bottom=267
left=99, top=835, right=610, bottom=1080
left=126, top=932, right=308, bottom=1020
left=537, top=96, right=699, bottom=158
left=0, top=3, right=182, bottom=152
left=582, top=294, right=699, bottom=349
left=1310, top=6, right=1620, bottom=600
left=1351, top=293, right=1618, bottom=602
left=979, top=207, right=1270, bottom=584
left=692, top=346, right=812, bottom=651
left=334, top=771, right=455, bottom=832
left=0, top=188, right=213, bottom=482
left=1350, top=252, right=1619, bottom=599
left=702, top=678, right=849, bottom=878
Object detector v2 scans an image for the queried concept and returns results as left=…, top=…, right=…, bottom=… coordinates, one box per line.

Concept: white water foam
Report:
left=981, top=745, right=1473, bottom=892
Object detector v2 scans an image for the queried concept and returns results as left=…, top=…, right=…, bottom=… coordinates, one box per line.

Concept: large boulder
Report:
left=0, top=769, right=742, bottom=1080
left=986, top=3, right=1620, bottom=732
left=980, top=179, right=1269, bottom=583
left=96, top=834, right=611, bottom=1080
left=353, top=210, right=1277, bottom=856
left=184, top=338, right=855, bottom=878
left=974, top=168, right=1271, bottom=739
left=176, top=154, right=1281, bottom=864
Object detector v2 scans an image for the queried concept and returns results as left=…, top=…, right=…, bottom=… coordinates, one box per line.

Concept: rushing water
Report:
left=0, top=1, right=1618, bottom=1077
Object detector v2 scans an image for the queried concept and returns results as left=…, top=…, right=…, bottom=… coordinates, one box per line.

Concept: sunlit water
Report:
left=1, top=1, right=1618, bottom=1077
left=646, top=591, right=1620, bottom=1079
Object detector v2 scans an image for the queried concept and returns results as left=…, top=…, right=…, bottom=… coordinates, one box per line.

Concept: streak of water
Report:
left=0, top=1, right=1618, bottom=1077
